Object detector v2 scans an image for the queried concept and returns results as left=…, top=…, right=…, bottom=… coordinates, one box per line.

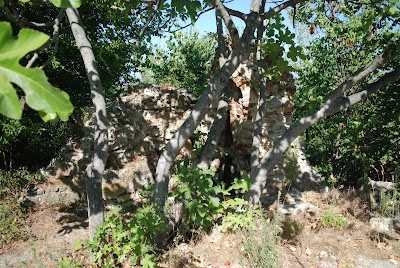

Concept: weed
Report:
left=378, top=174, right=399, bottom=218
left=283, top=146, right=298, bottom=186
left=0, top=197, right=24, bottom=246
left=0, top=168, right=41, bottom=198
left=321, top=207, right=347, bottom=229
left=241, top=212, right=282, bottom=268
left=59, top=257, right=83, bottom=268
left=82, top=204, right=164, bottom=267
left=281, top=216, right=303, bottom=241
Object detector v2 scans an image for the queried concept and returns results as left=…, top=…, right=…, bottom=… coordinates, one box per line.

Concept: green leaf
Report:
left=140, top=254, right=157, bottom=268
left=0, top=0, right=4, bottom=7
left=50, top=0, right=82, bottom=8
left=0, top=22, right=74, bottom=121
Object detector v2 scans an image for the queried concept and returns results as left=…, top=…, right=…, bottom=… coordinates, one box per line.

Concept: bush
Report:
left=143, top=31, right=216, bottom=97
left=241, top=214, right=282, bottom=268
left=0, top=197, right=24, bottom=246
left=321, top=207, right=347, bottom=229
left=82, top=205, right=165, bottom=268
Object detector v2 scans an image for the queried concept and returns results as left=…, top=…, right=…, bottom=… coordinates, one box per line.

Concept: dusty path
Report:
left=0, top=205, right=88, bottom=268
left=1, top=192, right=400, bottom=268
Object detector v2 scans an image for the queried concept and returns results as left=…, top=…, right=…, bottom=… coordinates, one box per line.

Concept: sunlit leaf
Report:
left=50, top=0, right=82, bottom=8
left=0, top=22, right=73, bottom=121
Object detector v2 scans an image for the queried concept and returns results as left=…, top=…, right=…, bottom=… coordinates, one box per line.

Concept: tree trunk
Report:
left=154, top=0, right=305, bottom=211
left=198, top=93, right=229, bottom=170
left=154, top=56, right=241, bottom=208
left=249, top=54, right=400, bottom=204
left=66, top=8, right=108, bottom=240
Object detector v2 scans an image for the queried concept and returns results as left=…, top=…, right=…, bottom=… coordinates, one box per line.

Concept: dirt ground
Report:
left=0, top=190, right=399, bottom=268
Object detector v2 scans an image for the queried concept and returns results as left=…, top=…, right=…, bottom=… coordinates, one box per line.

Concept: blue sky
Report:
left=151, top=0, right=294, bottom=47
left=194, top=0, right=293, bottom=34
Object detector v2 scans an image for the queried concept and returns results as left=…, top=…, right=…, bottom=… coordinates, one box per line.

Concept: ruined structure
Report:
left=25, top=69, right=321, bottom=208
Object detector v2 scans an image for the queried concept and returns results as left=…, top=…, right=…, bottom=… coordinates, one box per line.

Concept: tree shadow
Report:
left=57, top=201, right=89, bottom=235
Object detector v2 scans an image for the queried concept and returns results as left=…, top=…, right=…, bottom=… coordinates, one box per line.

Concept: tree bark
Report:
left=198, top=93, right=229, bottom=170
left=154, top=0, right=306, bottom=211
left=248, top=52, right=400, bottom=204
left=66, top=8, right=108, bottom=240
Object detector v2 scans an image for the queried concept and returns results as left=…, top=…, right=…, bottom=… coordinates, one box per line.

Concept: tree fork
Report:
left=248, top=47, right=400, bottom=204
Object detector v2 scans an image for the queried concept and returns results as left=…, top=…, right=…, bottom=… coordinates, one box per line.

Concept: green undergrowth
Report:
left=321, top=206, right=347, bottom=229
left=80, top=160, right=282, bottom=267
left=0, top=168, right=41, bottom=246
left=241, top=214, right=282, bottom=268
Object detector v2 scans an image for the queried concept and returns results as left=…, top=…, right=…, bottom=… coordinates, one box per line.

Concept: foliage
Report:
left=261, top=14, right=305, bottom=79
left=171, top=160, right=222, bottom=232
left=0, top=197, right=24, bottom=246
left=82, top=205, right=165, bottom=268
left=241, top=214, right=282, bottom=268
left=294, top=0, right=400, bottom=186
left=0, top=114, right=75, bottom=170
left=143, top=31, right=216, bottom=96
left=171, top=161, right=262, bottom=234
left=0, top=167, right=41, bottom=198
left=218, top=175, right=260, bottom=232
left=0, top=21, right=73, bottom=121
left=321, top=207, right=347, bottom=229
left=59, top=256, right=83, bottom=268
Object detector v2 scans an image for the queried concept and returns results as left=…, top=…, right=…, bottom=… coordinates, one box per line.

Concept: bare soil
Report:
left=1, top=190, right=399, bottom=268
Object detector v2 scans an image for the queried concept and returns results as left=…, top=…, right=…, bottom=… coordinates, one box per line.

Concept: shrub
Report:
left=0, top=197, right=24, bottom=246
left=241, top=213, right=282, bottom=268
left=321, top=207, right=347, bottom=229
left=170, top=160, right=222, bottom=232
left=82, top=205, right=165, bottom=268
left=143, top=31, right=216, bottom=97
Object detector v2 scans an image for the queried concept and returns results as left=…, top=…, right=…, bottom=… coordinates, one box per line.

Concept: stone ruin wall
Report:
left=27, top=68, right=320, bottom=208
left=228, top=63, right=296, bottom=196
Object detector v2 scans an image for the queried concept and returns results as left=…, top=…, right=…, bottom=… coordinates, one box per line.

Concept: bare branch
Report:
left=225, top=7, right=247, bottom=21
left=261, top=0, right=305, bottom=20
left=26, top=9, right=65, bottom=68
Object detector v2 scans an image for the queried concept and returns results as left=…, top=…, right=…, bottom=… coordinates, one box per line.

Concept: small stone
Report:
left=370, top=217, right=393, bottom=232
left=305, top=248, right=312, bottom=256
left=319, top=251, right=329, bottom=259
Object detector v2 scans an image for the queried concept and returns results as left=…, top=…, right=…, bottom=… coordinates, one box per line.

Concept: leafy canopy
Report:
left=0, top=22, right=73, bottom=121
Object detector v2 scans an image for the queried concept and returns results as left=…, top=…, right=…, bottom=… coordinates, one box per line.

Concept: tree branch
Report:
left=261, top=0, right=305, bottom=20
left=135, top=0, right=164, bottom=48
left=249, top=48, right=400, bottom=204
left=26, top=9, right=65, bottom=68
left=207, top=0, right=240, bottom=48
left=225, top=7, right=247, bottom=21
left=326, top=44, right=398, bottom=102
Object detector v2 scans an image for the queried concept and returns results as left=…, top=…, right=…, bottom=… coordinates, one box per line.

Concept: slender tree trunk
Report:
left=66, top=8, right=108, bottom=240
left=198, top=93, right=229, bottom=170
